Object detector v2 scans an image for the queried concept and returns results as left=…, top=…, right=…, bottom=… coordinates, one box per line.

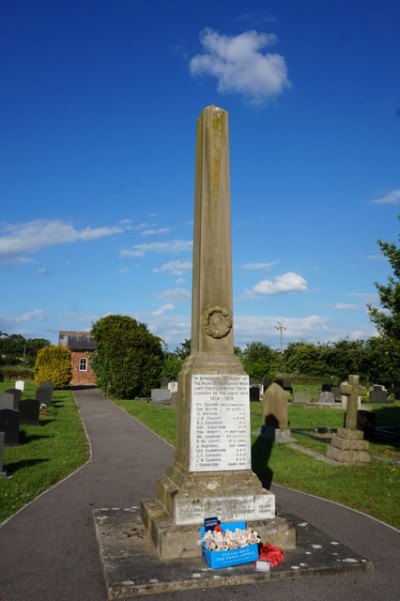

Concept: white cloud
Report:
left=245, top=272, right=308, bottom=297
left=335, top=303, right=360, bottom=311
left=157, top=288, right=191, bottom=302
left=141, top=228, right=170, bottom=236
left=190, top=28, right=291, bottom=104
left=153, top=260, right=192, bottom=276
left=240, top=261, right=278, bottom=270
left=371, top=188, right=400, bottom=205
left=120, top=240, right=192, bottom=258
left=151, top=304, right=175, bottom=317
left=0, top=309, right=46, bottom=331
left=0, top=219, right=127, bottom=264
left=234, top=314, right=329, bottom=346
left=347, top=292, right=379, bottom=303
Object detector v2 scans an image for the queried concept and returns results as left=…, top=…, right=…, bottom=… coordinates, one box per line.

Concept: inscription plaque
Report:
left=189, top=374, right=250, bottom=472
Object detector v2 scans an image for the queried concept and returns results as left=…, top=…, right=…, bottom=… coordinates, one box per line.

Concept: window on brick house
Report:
left=79, top=358, right=87, bottom=372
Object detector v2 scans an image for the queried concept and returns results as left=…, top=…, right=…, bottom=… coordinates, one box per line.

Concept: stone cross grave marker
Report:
left=326, top=375, right=370, bottom=464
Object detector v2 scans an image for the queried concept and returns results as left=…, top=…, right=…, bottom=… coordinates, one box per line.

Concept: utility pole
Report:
left=274, top=322, right=286, bottom=353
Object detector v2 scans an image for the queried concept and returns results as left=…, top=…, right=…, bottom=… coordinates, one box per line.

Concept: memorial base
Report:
left=141, top=497, right=296, bottom=560
left=141, top=464, right=295, bottom=560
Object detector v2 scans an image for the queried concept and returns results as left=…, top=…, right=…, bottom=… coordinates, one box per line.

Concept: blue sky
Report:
left=1, top=0, right=399, bottom=351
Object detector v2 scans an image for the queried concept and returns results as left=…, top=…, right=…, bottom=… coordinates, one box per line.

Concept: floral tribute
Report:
left=202, top=526, right=261, bottom=552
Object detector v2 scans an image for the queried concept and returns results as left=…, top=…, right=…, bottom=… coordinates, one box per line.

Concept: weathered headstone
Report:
left=318, top=391, right=335, bottom=404
left=262, top=383, right=288, bottom=428
left=388, top=385, right=400, bottom=400
left=326, top=375, right=370, bottom=463
left=0, top=432, right=6, bottom=477
left=249, top=385, right=261, bottom=401
left=167, top=381, right=178, bottom=393
left=19, top=399, right=40, bottom=426
left=0, top=409, right=20, bottom=446
left=36, top=385, right=52, bottom=406
left=275, top=379, right=293, bottom=395
left=5, top=388, right=22, bottom=408
left=292, top=391, right=312, bottom=404
left=140, top=106, right=294, bottom=560
left=261, top=383, right=292, bottom=442
left=370, top=385, right=388, bottom=403
left=0, top=392, right=16, bottom=410
left=150, top=389, right=172, bottom=404
left=15, top=380, right=25, bottom=392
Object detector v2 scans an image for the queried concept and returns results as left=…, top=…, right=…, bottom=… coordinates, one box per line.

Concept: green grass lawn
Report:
left=114, top=397, right=400, bottom=529
left=0, top=381, right=89, bottom=523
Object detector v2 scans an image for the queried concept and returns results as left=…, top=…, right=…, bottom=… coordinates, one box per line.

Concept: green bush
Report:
left=91, top=315, right=164, bottom=399
left=34, top=345, right=72, bottom=389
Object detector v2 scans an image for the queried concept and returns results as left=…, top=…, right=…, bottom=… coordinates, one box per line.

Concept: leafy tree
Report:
left=91, top=315, right=164, bottom=399
left=359, top=336, right=400, bottom=385
left=34, top=345, right=72, bottom=388
left=324, top=339, right=365, bottom=381
left=368, top=217, right=400, bottom=341
left=25, top=338, right=50, bottom=365
left=174, top=338, right=191, bottom=360
left=283, top=341, right=327, bottom=377
left=162, top=353, right=183, bottom=381
left=241, top=341, right=282, bottom=381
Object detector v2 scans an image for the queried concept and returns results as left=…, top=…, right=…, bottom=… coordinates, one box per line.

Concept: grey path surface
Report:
left=0, top=387, right=399, bottom=601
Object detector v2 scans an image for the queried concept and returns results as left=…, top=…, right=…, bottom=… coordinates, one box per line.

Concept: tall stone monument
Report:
left=141, top=105, right=295, bottom=559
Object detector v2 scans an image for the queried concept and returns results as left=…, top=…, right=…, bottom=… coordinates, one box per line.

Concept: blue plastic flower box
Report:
left=200, top=521, right=259, bottom=569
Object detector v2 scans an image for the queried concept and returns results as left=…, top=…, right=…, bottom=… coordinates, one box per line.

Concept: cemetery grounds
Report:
left=0, top=380, right=89, bottom=523
left=1, top=380, right=399, bottom=531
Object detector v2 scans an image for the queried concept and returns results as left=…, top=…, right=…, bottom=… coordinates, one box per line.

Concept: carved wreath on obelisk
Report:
left=202, top=305, right=232, bottom=339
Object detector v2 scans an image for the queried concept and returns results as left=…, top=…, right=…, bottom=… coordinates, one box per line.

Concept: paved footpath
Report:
left=0, top=388, right=399, bottom=601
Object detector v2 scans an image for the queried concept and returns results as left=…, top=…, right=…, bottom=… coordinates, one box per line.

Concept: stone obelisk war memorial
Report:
left=94, top=106, right=371, bottom=597
left=141, top=105, right=295, bottom=558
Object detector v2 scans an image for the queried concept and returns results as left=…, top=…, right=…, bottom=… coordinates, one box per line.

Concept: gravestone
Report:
left=356, top=410, right=375, bottom=442
left=261, top=383, right=292, bottom=442
left=0, top=432, right=6, bottom=477
left=326, top=375, right=370, bottom=464
left=249, top=386, right=261, bottom=401
left=140, top=106, right=294, bottom=560
left=332, top=386, right=341, bottom=401
left=370, top=386, right=388, bottom=403
left=0, top=409, right=20, bottom=446
left=275, top=379, right=293, bottom=395
left=318, top=391, right=335, bottom=404
left=160, top=376, right=169, bottom=388
left=36, top=385, right=52, bottom=406
left=5, top=388, right=22, bottom=408
left=0, top=392, right=16, bottom=410
left=388, top=385, right=400, bottom=400
left=15, top=380, right=25, bottom=391
left=262, top=383, right=288, bottom=428
left=167, top=381, right=178, bottom=393
left=151, top=389, right=172, bottom=404
left=292, top=391, right=311, bottom=404
left=19, top=399, right=40, bottom=426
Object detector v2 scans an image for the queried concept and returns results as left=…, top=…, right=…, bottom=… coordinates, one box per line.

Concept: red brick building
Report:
left=59, top=331, right=97, bottom=386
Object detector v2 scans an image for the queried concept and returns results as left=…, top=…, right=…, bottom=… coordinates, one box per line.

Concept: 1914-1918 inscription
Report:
left=189, top=374, right=250, bottom=472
